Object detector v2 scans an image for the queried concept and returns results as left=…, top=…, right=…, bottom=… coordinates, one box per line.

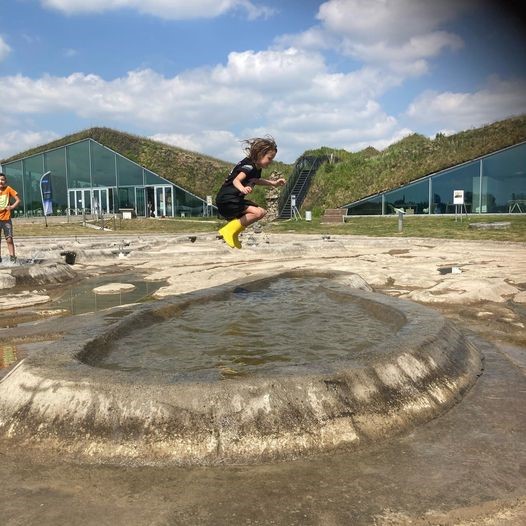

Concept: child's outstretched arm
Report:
left=255, top=178, right=286, bottom=187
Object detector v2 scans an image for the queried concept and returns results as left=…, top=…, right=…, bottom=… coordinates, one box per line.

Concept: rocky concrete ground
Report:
left=1, top=232, right=525, bottom=525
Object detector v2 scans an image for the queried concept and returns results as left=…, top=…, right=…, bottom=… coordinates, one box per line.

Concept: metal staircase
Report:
left=278, top=155, right=328, bottom=219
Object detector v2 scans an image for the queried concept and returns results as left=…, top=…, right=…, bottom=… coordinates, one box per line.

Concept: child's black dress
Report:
left=215, top=158, right=261, bottom=220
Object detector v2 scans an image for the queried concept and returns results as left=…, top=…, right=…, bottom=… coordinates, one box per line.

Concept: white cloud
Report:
left=0, top=69, right=262, bottom=131
left=0, top=36, right=11, bottom=61
left=277, top=0, right=473, bottom=76
left=405, top=76, right=526, bottom=130
left=275, top=26, right=337, bottom=51
left=311, top=67, right=402, bottom=101
left=40, top=0, right=275, bottom=19
left=0, top=43, right=413, bottom=161
left=0, top=129, right=59, bottom=160
left=212, top=48, right=326, bottom=89
left=150, top=130, right=241, bottom=161
left=263, top=99, right=399, bottom=147
left=317, top=0, right=473, bottom=43
left=3, top=48, right=523, bottom=163
left=346, top=31, right=463, bottom=71
left=0, top=0, right=523, bottom=173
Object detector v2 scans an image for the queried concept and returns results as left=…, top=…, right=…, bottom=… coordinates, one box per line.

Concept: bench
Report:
left=321, top=208, right=347, bottom=223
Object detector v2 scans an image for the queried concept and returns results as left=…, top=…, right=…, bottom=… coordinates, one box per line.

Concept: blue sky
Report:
left=1, top=0, right=525, bottom=163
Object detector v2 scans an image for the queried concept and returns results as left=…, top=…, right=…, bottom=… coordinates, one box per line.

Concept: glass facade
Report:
left=5, top=160, right=23, bottom=214
left=117, top=155, right=143, bottom=187
left=384, top=180, right=429, bottom=215
left=44, top=147, right=68, bottom=215
left=67, top=141, right=91, bottom=189
left=1, top=138, right=211, bottom=217
left=481, top=145, right=526, bottom=213
left=345, top=141, right=526, bottom=215
left=24, top=155, right=45, bottom=215
left=430, top=163, right=480, bottom=214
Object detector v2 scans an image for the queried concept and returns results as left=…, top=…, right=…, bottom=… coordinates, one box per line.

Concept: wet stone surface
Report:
left=0, top=233, right=524, bottom=525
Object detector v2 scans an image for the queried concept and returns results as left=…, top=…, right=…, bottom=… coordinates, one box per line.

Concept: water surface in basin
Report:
left=51, top=272, right=166, bottom=315
left=94, top=277, right=404, bottom=380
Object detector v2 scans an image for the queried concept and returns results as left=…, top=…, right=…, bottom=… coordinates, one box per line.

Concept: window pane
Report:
left=431, top=162, right=480, bottom=214
left=2, top=161, right=25, bottom=215
left=83, top=189, right=92, bottom=214
left=156, top=187, right=164, bottom=216
left=118, top=187, right=135, bottom=209
left=346, top=196, right=382, bottom=215
left=91, top=141, right=117, bottom=187
left=482, top=143, right=526, bottom=213
left=174, top=186, right=203, bottom=217
left=384, top=180, right=429, bottom=214
left=135, top=187, right=146, bottom=216
left=24, top=154, right=44, bottom=214
left=145, top=169, right=167, bottom=185
left=165, top=187, right=173, bottom=216
left=67, top=140, right=91, bottom=188
left=44, top=147, right=68, bottom=214
left=108, top=187, right=117, bottom=214
left=117, top=156, right=143, bottom=186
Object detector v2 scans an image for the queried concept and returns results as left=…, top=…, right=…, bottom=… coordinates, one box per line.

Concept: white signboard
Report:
left=453, top=190, right=464, bottom=205
left=206, top=195, right=213, bottom=206
left=291, top=195, right=296, bottom=207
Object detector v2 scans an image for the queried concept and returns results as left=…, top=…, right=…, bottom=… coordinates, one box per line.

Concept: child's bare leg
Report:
left=240, top=205, right=266, bottom=227
left=218, top=206, right=266, bottom=249
left=6, top=237, right=15, bottom=257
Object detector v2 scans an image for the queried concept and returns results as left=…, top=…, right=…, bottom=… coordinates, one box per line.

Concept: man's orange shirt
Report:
left=0, top=186, right=18, bottom=221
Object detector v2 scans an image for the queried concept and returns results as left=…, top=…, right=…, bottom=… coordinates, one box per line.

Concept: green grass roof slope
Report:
left=1, top=127, right=234, bottom=199
left=303, top=114, right=526, bottom=213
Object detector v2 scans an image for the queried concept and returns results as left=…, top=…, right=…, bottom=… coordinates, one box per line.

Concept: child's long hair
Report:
left=242, top=136, right=277, bottom=162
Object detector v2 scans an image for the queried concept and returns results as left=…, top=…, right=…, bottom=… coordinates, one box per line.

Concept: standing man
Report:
left=0, top=172, right=21, bottom=263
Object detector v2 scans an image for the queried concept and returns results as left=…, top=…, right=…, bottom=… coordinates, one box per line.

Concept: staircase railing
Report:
left=278, top=155, right=329, bottom=218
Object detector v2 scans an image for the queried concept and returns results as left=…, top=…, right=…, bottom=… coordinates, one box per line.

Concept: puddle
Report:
left=50, top=272, right=167, bottom=315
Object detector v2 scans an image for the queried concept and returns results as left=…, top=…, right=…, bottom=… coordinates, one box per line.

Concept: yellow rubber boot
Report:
left=232, top=224, right=246, bottom=249
left=218, top=219, right=244, bottom=249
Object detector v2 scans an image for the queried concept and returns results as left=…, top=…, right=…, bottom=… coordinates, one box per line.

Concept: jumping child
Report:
left=216, top=137, right=285, bottom=248
left=0, top=172, right=21, bottom=263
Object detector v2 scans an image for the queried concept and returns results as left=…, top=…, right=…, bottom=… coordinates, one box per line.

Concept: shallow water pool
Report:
left=94, top=276, right=405, bottom=380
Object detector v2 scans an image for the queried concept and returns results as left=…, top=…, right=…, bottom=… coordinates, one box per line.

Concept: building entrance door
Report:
left=135, top=187, right=146, bottom=217
left=69, top=188, right=111, bottom=215
left=68, top=189, right=87, bottom=214
left=92, top=188, right=110, bottom=216
left=143, top=186, right=173, bottom=217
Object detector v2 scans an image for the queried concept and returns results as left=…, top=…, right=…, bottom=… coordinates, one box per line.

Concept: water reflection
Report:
left=51, top=273, right=166, bottom=315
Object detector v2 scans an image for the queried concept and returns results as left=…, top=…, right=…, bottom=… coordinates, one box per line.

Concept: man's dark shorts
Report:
left=0, top=220, right=14, bottom=239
